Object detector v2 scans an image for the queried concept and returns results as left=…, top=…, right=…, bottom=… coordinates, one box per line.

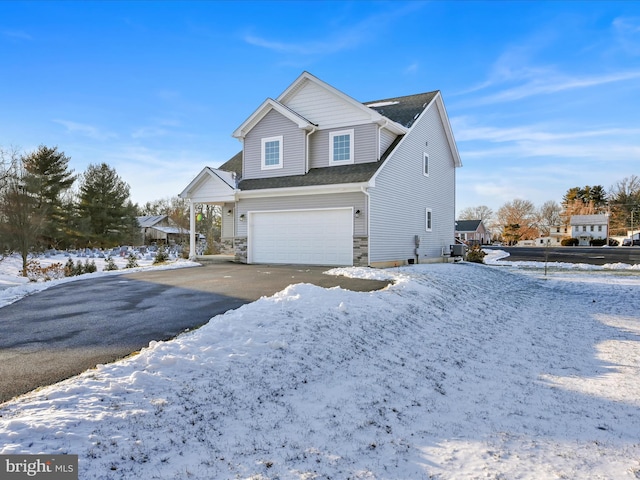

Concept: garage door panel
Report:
left=249, top=209, right=353, bottom=265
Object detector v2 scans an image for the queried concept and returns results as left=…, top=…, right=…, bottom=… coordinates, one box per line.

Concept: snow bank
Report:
left=1, top=261, right=639, bottom=479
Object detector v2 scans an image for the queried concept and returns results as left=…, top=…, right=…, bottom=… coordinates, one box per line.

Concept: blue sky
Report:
left=1, top=1, right=639, bottom=214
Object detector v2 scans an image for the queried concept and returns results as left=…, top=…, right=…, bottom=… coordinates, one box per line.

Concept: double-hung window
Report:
left=261, top=136, right=283, bottom=170
left=329, top=129, right=354, bottom=165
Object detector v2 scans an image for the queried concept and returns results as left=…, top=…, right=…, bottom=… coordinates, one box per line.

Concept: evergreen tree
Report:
left=77, top=163, right=137, bottom=247
left=22, top=145, right=76, bottom=248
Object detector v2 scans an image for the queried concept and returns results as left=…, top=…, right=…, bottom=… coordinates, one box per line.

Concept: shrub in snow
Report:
left=125, top=252, right=139, bottom=269
left=153, top=246, right=169, bottom=264
left=25, top=259, right=65, bottom=282
left=103, top=256, right=119, bottom=271
left=84, top=259, right=97, bottom=274
left=64, top=258, right=75, bottom=276
left=466, top=244, right=486, bottom=263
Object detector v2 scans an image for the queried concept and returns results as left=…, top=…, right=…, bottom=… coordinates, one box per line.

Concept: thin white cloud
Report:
left=467, top=70, right=640, bottom=106
left=613, top=16, right=640, bottom=55
left=452, top=119, right=640, bottom=143
left=244, top=2, right=424, bottom=56
left=404, top=62, right=419, bottom=75
left=53, top=119, right=117, bottom=141
left=131, top=127, right=169, bottom=139
left=1, top=29, right=32, bottom=40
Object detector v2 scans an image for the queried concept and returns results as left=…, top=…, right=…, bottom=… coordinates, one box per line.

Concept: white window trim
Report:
left=425, top=208, right=433, bottom=232
left=423, top=152, right=429, bottom=177
left=261, top=135, right=283, bottom=170
left=329, top=129, right=354, bottom=165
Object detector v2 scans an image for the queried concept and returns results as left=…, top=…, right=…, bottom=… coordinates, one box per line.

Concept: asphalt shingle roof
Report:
left=239, top=162, right=382, bottom=190
left=365, top=91, right=439, bottom=128
left=455, top=220, right=483, bottom=232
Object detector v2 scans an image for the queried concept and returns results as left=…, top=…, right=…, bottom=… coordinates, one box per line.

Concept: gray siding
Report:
left=243, top=109, right=306, bottom=180
left=236, top=192, right=367, bottom=237
left=309, top=123, right=378, bottom=169
left=221, top=202, right=235, bottom=238
left=369, top=101, right=457, bottom=263
left=380, top=128, right=397, bottom=157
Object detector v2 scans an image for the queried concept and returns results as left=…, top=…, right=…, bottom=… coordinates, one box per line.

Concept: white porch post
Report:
left=189, top=200, right=196, bottom=260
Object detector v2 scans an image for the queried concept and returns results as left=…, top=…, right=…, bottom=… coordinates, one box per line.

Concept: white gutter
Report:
left=238, top=182, right=367, bottom=199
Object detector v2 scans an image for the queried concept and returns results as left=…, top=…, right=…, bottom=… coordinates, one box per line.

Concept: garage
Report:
left=248, top=208, right=353, bottom=265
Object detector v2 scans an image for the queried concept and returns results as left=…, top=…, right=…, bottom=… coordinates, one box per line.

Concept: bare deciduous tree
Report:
left=496, top=199, right=538, bottom=244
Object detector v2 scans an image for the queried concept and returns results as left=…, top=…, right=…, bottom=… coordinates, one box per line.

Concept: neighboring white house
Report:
left=570, top=214, right=609, bottom=246
left=531, top=224, right=570, bottom=247
left=180, top=71, right=462, bottom=267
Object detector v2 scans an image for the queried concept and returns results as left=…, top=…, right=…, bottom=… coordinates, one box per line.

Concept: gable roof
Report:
left=570, top=214, right=608, bottom=225
left=179, top=166, right=237, bottom=200
left=137, top=215, right=168, bottom=228
left=455, top=219, right=483, bottom=232
left=232, top=98, right=316, bottom=140
left=276, top=71, right=407, bottom=135
left=215, top=73, right=460, bottom=191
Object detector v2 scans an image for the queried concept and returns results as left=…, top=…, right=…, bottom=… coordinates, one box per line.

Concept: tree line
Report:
left=1, top=145, right=223, bottom=276
left=459, top=177, right=640, bottom=244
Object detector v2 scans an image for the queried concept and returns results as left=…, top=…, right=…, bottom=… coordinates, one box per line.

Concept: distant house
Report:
left=570, top=214, right=609, bottom=246
left=455, top=219, right=490, bottom=245
left=180, top=71, right=462, bottom=266
left=137, top=215, right=188, bottom=245
left=533, top=224, right=569, bottom=246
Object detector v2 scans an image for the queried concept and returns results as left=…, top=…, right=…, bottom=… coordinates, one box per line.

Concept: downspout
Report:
left=305, top=126, right=317, bottom=173
left=361, top=185, right=370, bottom=266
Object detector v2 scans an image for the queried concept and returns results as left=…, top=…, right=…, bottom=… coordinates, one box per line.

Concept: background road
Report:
left=485, top=246, right=640, bottom=266
left=0, top=263, right=389, bottom=404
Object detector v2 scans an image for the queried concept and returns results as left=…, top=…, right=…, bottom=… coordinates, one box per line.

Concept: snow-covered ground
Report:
left=1, top=251, right=639, bottom=479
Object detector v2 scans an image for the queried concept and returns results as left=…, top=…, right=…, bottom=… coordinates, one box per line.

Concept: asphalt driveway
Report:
left=0, top=262, right=390, bottom=404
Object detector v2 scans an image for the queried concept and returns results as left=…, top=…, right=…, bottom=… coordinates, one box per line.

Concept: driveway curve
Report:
left=0, top=262, right=389, bottom=404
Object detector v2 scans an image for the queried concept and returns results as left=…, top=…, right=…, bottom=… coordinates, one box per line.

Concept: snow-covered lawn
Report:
left=1, top=251, right=639, bottom=479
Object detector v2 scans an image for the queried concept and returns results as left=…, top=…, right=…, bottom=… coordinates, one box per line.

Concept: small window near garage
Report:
left=330, top=129, right=354, bottom=164
left=423, top=152, right=429, bottom=176
left=425, top=208, right=433, bottom=232
left=261, top=136, right=283, bottom=170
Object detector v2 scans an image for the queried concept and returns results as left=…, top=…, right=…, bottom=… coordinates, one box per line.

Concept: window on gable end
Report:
left=261, top=136, right=283, bottom=170
left=423, top=152, right=429, bottom=177
left=329, top=129, right=354, bottom=165
left=425, top=208, right=433, bottom=232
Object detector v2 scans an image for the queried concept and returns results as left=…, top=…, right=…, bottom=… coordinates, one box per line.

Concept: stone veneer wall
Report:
left=220, top=238, right=234, bottom=255
left=234, top=237, right=248, bottom=263
left=353, top=236, right=369, bottom=267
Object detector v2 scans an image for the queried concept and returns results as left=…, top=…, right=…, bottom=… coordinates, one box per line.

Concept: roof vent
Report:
left=366, top=100, right=400, bottom=108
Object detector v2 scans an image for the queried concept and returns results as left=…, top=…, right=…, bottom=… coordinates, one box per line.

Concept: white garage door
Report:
left=249, top=208, right=353, bottom=265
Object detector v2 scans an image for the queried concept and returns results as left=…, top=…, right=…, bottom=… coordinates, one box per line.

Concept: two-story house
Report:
left=570, top=214, right=609, bottom=246
left=180, top=72, right=462, bottom=267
